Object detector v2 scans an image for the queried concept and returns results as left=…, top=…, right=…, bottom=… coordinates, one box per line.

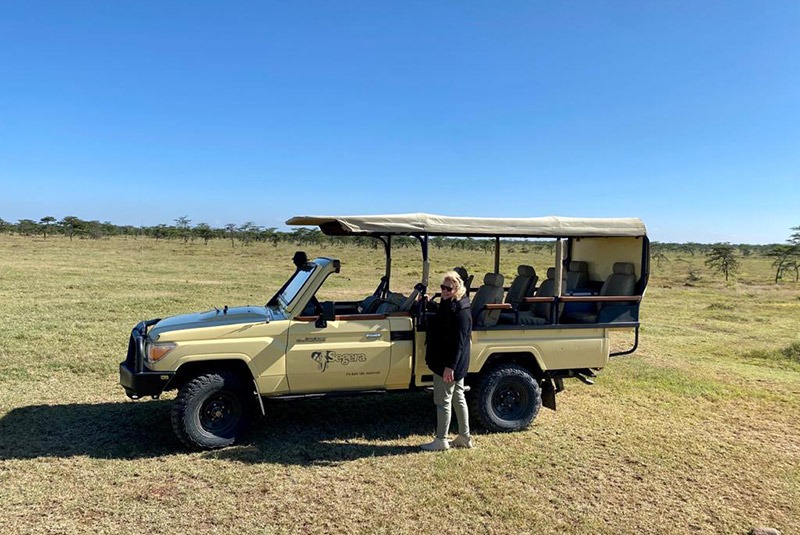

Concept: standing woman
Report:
left=420, top=271, right=474, bottom=451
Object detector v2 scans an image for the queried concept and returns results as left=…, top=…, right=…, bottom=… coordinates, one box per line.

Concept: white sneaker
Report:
left=450, top=435, right=474, bottom=449
left=420, top=438, right=450, bottom=451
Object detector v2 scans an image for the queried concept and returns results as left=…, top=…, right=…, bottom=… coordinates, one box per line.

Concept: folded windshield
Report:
left=274, top=265, right=316, bottom=310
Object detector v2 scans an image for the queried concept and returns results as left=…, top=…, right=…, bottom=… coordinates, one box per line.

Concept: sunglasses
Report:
left=440, top=285, right=453, bottom=291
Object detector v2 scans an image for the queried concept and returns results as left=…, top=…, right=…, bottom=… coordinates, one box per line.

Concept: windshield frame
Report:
left=268, top=264, right=317, bottom=312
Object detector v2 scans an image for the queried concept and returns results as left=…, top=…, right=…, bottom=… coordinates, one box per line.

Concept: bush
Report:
left=743, top=341, right=800, bottom=364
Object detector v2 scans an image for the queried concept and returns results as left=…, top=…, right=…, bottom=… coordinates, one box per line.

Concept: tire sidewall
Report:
left=173, top=372, right=252, bottom=449
left=475, top=364, right=541, bottom=432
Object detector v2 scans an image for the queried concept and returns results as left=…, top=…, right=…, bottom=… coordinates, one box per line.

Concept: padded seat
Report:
left=471, top=273, right=505, bottom=327
left=358, top=295, right=383, bottom=314
left=517, top=267, right=562, bottom=326
left=566, top=261, right=590, bottom=292
left=506, top=265, right=537, bottom=308
left=565, top=262, right=637, bottom=323
left=498, top=265, right=537, bottom=324
left=375, top=292, right=407, bottom=314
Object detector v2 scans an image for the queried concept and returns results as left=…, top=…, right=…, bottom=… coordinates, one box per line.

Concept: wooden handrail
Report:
left=522, top=297, right=556, bottom=303
left=484, top=303, right=514, bottom=310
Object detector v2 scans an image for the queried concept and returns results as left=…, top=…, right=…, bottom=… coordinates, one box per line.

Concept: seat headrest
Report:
left=483, top=273, right=504, bottom=287
left=546, top=267, right=556, bottom=280
left=569, top=261, right=588, bottom=272
left=453, top=266, right=469, bottom=283
left=613, top=262, right=635, bottom=275
left=517, top=265, right=535, bottom=277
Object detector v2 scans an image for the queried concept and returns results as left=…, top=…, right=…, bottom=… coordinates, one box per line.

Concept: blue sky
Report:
left=1, top=1, right=798, bottom=243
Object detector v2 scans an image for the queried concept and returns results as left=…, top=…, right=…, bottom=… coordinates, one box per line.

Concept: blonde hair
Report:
left=442, top=271, right=466, bottom=300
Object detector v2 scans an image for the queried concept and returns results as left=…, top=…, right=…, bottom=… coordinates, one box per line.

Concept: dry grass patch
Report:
left=1, top=235, right=799, bottom=534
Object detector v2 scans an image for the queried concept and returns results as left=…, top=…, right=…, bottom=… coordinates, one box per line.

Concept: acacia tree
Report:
left=17, top=219, right=39, bottom=236
left=40, top=216, right=56, bottom=239
left=194, top=223, right=214, bottom=245
left=225, top=223, right=237, bottom=247
left=60, top=216, right=82, bottom=240
left=705, top=243, right=739, bottom=281
left=651, top=243, right=669, bottom=267
left=175, top=216, right=192, bottom=243
left=770, top=246, right=799, bottom=283
left=769, top=226, right=800, bottom=283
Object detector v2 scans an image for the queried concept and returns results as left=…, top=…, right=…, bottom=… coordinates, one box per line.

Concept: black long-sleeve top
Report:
left=425, top=295, right=472, bottom=380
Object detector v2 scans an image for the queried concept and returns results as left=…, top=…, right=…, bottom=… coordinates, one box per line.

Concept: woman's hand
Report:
left=443, top=367, right=455, bottom=383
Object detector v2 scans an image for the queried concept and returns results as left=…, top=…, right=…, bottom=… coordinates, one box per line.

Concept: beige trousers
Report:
left=433, top=374, right=470, bottom=440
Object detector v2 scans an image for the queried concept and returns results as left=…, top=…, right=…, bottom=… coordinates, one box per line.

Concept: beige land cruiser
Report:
left=120, top=214, right=649, bottom=449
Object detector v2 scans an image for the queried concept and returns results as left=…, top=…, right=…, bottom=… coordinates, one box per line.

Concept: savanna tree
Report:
left=175, top=216, right=192, bottom=243
left=705, top=243, right=739, bottom=281
left=769, top=226, right=800, bottom=283
left=17, top=219, right=40, bottom=236
left=225, top=223, right=237, bottom=247
left=651, top=243, right=669, bottom=267
left=194, top=223, right=214, bottom=245
left=40, top=216, right=56, bottom=239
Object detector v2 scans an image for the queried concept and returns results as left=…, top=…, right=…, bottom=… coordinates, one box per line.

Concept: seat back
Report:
left=598, top=262, right=636, bottom=309
left=359, top=295, right=383, bottom=314
left=504, top=265, right=537, bottom=309
left=471, top=273, right=505, bottom=327
left=376, top=292, right=407, bottom=314
left=566, top=261, right=589, bottom=292
left=532, top=267, right=559, bottom=321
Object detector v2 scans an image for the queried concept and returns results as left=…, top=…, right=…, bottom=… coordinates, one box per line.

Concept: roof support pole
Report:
left=554, top=238, right=564, bottom=297
left=422, top=234, right=430, bottom=287
left=385, top=235, right=392, bottom=287
left=413, top=234, right=430, bottom=288
left=494, top=237, right=501, bottom=274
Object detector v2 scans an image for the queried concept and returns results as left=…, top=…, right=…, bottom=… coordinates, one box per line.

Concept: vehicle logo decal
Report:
left=311, top=350, right=367, bottom=372
left=298, top=336, right=326, bottom=343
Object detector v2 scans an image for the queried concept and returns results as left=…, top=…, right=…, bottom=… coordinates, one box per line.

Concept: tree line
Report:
left=1, top=215, right=798, bottom=283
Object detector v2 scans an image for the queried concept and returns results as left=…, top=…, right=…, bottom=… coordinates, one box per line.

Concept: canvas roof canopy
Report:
left=286, top=213, right=647, bottom=238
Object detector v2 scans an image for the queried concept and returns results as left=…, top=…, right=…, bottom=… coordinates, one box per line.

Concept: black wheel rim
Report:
left=491, top=379, right=530, bottom=421
left=199, top=392, right=241, bottom=435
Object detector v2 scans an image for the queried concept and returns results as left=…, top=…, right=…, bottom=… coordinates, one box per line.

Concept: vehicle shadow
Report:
left=0, top=392, right=435, bottom=465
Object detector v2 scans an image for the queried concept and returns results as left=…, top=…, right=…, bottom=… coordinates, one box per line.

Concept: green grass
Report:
left=1, top=235, right=799, bottom=534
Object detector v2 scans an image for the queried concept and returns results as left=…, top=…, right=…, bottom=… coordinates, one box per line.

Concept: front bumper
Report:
left=119, top=319, right=175, bottom=399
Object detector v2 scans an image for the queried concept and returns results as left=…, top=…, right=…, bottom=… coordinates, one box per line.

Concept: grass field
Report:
left=0, top=235, right=798, bottom=534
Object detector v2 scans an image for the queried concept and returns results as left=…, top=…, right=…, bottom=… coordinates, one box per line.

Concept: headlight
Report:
left=146, top=342, right=177, bottom=363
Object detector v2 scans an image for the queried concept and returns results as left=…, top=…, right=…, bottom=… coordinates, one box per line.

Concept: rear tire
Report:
left=171, top=371, right=253, bottom=450
left=471, top=364, right=541, bottom=432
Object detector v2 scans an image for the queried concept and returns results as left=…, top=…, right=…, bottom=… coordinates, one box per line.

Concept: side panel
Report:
left=149, top=321, right=292, bottom=396
left=414, top=331, right=431, bottom=386
left=286, top=318, right=392, bottom=393
left=385, top=316, right=414, bottom=389
left=471, top=327, right=609, bottom=371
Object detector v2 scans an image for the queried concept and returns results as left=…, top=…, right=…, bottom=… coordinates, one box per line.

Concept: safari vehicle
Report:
left=120, top=213, right=649, bottom=449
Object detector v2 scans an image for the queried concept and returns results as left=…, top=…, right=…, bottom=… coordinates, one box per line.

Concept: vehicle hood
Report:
left=149, top=306, right=269, bottom=339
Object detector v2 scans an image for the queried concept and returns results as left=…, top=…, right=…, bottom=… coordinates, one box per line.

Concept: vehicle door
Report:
left=286, top=314, right=392, bottom=393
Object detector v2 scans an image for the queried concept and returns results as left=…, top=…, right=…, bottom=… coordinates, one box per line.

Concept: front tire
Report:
left=471, top=364, right=541, bottom=432
left=171, top=371, right=253, bottom=450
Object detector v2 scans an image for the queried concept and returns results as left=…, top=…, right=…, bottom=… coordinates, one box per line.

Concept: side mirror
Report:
left=315, top=301, right=336, bottom=328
